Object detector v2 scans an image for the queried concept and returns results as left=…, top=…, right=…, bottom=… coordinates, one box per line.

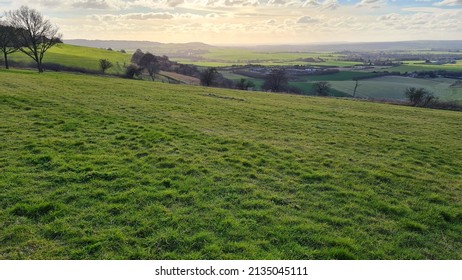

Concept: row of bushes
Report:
left=402, top=87, right=462, bottom=111
left=1, top=59, right=100, bottom=74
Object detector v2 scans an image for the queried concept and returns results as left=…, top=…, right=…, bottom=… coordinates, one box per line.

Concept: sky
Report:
left=0, top=0, right=461, bottom=45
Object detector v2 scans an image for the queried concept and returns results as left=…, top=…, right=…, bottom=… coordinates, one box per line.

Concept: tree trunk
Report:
left=353, top=80, right=359, bottom=98
left=3, top=52, right=9, bottom=69
left=37, top=60, right=44, bottom=73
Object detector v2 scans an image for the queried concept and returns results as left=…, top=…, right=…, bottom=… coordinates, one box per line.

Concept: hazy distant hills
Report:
left=66, top=39, right=462, bottom=54
left=253, top=41, right=462, bottom=52
left=65, top=39, right=215, bottom=55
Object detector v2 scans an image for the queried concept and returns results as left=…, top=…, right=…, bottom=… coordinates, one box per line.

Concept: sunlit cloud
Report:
left=1, top=0, right=461, bottom=44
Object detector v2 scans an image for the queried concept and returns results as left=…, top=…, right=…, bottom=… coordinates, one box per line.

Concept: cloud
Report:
left=165, top=0, right=185, bottom=7
left=196, top=0, right=259, bottom=7
left=302, top=0, right=321, bottom=6
left=301, top=0, right=339, bottom=10
left=323, top=0, right=339, bottom=10
left=374, top=10, right=461, bottom=31
left=224, top=0, right=259, bottom=6
left=377, top=13, right=401, bottom=21
left=125, top=12, right=175, bottom=20
left=434, top=0, right=462, bottom=6
left=72, top=0, right=111, bottom=9
left=356, top=0, right=386, bottom=8
left=38, top=0, right=62, bottom=7
left=297, top=15, right=319, bottom=24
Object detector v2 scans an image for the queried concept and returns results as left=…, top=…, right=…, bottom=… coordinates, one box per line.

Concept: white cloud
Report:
left=297, top=15, right=319, bottom=23
left=4, top=0, right=460, bottom=44
left=356, top=0, right=386, bottom=8
left=434, top=0, right=462, bottom=6
left=72, top=0, right=112, bottom=9
left=124, top=12, right=175, bottom=20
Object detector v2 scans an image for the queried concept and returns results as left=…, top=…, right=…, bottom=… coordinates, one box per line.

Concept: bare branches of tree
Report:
left=262, top=69, right=288, bottom=92
left=7, top=6, right=61, bottom=72
left=200, top=67, right=218, bottom=86
left=0, top=21, right=19, bottom=69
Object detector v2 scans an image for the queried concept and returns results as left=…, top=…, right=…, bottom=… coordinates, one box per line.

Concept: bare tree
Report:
left=8, top=6, right=61, bottom=72
left=262, top=69, right=288, bottom=92
left=200, top=67, right=218, bottom=86
left=0, top=22, right=19, bottom=69
left=352, top=79, right=360, bottom=98
left=99, top=59, right=113, bottom=73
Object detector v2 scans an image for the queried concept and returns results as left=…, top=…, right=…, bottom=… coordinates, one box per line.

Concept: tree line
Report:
left=0, top=6, right=61, bottom=72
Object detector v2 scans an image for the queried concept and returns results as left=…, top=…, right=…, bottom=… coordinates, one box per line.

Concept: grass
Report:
left=1, top=70, right=461, bottom=260
left=220, top=71, right=264, bottom=89
left=201, top=49, right=339, bottom=61
left=299, top=71, right=379, bottom=82
left=221, top=70, right=375, bottom=95
left=8, top=44, right=131, bottom=74
left=328, top=76, right=462, bottom=100
left=389, top=61, right=462, bottom=73
left=173, top=48, right=357, bottom=68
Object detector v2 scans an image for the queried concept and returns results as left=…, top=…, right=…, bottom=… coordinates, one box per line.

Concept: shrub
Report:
left=404, top=87, right=435, bottom=107
left=236, top=78, right=255, bottom=90
left=124, top=64, right=142, bottom=79
left=313, top=81, right=331, bottom=96
left=99, top=59, right=113, bottom=74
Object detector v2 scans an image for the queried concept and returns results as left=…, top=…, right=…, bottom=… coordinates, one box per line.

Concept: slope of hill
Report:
left=308, top=76, right=462, bottom=101
left=0, top=70, right=461, bottom=259
left=8, top=44, right=131, bottom=74
left=66, top=39, right=215, bottom=55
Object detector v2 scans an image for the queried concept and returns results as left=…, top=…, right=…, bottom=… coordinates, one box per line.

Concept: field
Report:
left=1, top=70, right=461, bottom=259
left=8, top=44, right=131, bottom=74
left=221, top=71, right=379, bottom=95
left=173, top=48, right=358, bottom=67
left=389, top=61, right=462, bottom=73
left=325, top=76, right=462, bottom=100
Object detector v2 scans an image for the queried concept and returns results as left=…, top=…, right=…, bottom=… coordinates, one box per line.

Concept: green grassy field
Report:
left=1, top=71, right=462, bottom=260
left=8, top=44, right=131, bottom=74
left=174, top=48, right=358, bottom=68
left=299, top=71, right=379, bottom=82
left=220, top=71, right=264, bottom=89
left=389, top=61, right=462, bottom=73
left=327, top=76, right=462, bottom=100
left=221, top=71, right=377, bottom=95
left=200, top=49, right=339, bottom=62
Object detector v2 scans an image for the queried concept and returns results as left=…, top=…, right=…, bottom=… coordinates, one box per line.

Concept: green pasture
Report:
left=173, top=48, right=356, bottom=68
left=174, top=60, right=246, bottom=67
left=1, top=70, right=461, bottom=259
left=7, top=44, right=131, bottom=74
left=201, top=49, right=338, bottom=61
left=220, top=71, right=264, bottom=89
left=175, top=59, right=358, bottom=68
left=327, top=76, right=462, bottom=100
left=299, top=71, right=379, bottom=82
left=389, top=61, right=462, bottom=73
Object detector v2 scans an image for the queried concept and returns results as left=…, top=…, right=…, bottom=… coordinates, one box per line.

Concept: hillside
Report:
left=8, top=44, right=131, bottom=74
left=66, top=39, right=215, bottom=55
left=0, top=70, right=461, bottom=259
left=329, top=76, right=462, bottom=101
